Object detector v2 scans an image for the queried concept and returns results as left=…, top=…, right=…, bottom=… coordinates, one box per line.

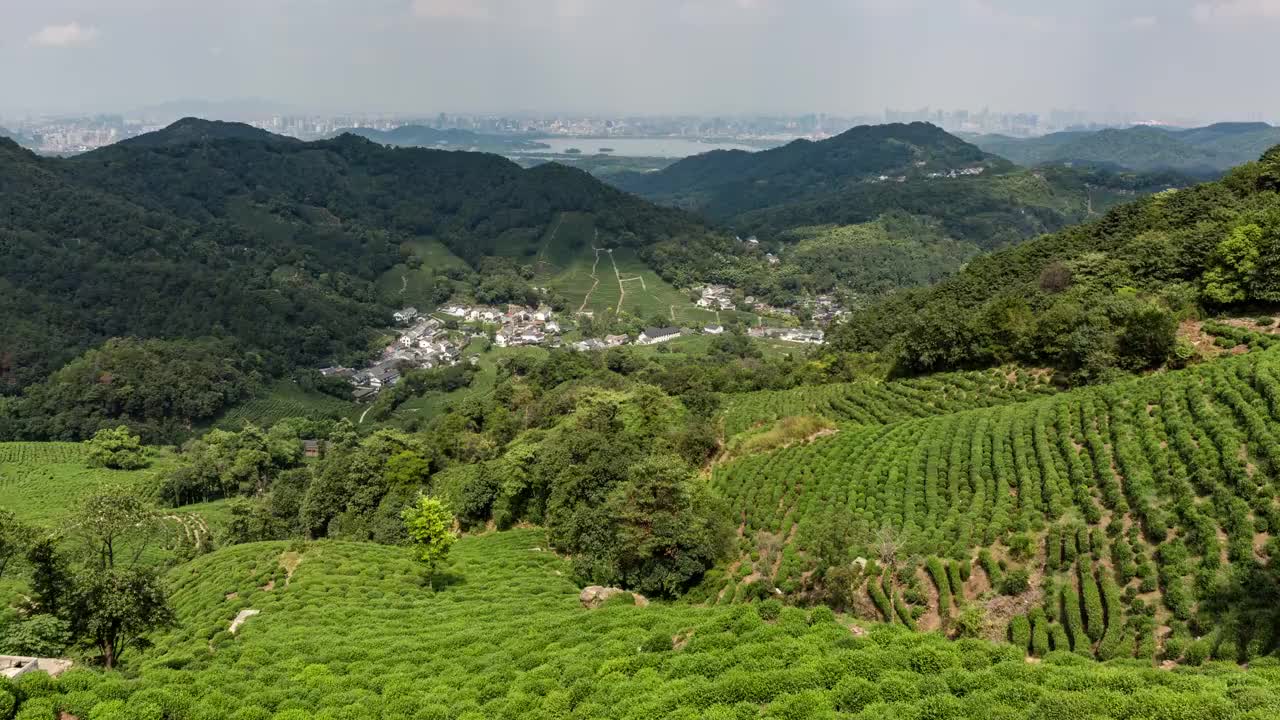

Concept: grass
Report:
left=8, top=529, right=1277, bottom=719
left=535, top=212, right=734, bottom=326
left=214, top=380, right=360, bottom=431
left=375, top=236, right=470, bottom=307
left=0, top=442, right=174, bottom=527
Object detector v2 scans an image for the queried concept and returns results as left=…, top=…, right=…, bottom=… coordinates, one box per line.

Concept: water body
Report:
left=519, top=136, right=768, bottom=158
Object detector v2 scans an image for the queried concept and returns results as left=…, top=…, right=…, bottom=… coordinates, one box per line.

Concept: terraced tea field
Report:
left=7, top=529, right=1276, bottom=720
left=711, top=349, right=1280, bottom=663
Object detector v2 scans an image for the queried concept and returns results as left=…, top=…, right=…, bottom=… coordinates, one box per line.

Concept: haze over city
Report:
left=4, top=0, right=1280, bottom=120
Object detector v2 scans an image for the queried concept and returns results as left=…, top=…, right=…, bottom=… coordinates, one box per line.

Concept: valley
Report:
left=3, top=112, right=1280, bottom=720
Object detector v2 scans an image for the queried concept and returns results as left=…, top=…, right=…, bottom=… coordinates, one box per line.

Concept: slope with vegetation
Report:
left=611, top=123, right=1197, bottom=303
left=710, top=346, right=1280, bottom=664
left=8, top=530, right=1280, bottom=720
left=0, top=118, right=747, bottom=442
left=971, top=122, right=1280, bottom=174
left=832, top=144, right=1280, bottom=382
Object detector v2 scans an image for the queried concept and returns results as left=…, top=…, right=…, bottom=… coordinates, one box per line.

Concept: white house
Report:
left=637, top=327, right=681, bottom=345
left=394, top=307, right=419, bottom=323
left=703, top=325, right=724, bottom=335
left=441, top=305, right=467, bottom=317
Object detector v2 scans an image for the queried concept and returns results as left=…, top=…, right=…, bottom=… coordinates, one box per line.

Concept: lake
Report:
left=518, top=136, right=769, bottom=158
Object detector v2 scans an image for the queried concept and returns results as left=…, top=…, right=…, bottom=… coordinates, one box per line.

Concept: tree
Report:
left=84, top=426, right=149, bottom=470
left=604, top=456, right=733, bottom=597
left=401, top=495, right=456, bottom=575
left=71, top=566, right=174, bottom=669
left=1202, top=224, right=1262, bottom=305
left=70, top=486, right=161, bottom=571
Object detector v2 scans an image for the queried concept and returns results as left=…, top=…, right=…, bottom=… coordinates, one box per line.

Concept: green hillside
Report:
left=606, top=123, right=1197, bottom=303
left=712, top=347, right=1280, bottom=661
left=970, top=122, right=1280, bottom=174
left=5, top=530, right=1277, bottom=720
left=832, top=144, right=1280, bottom=380
left=0, top=118, right=743, bottom=441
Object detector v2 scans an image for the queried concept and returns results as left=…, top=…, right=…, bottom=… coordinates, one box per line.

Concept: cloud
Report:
left=28, top=22, right=100, bottom=48
left=1129, top=15, right=1158, bottom=28
left=961, top=0, right=1053, bottom=31
left=411, top=0, right=493, bottom=21
left=677, top=0, right=777, bottom=25
left=1193, top=0, right=1280, bottom=22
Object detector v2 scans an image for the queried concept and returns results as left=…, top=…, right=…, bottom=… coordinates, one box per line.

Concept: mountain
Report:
left=970, top=122, right=1280, bottom=174
left=831, top=144, right=1280, bottom=380
left=606, top=123, right=1197, bottom=302
left=0, top=118, right=728, bottom=402
left=336, top=124, right=549, bottom=152
left=612, top=122, right=1011, bottom=220
left=0, top=125, right=37, bottom=148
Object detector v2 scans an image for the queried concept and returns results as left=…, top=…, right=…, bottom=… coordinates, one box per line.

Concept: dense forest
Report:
left=832, top=145, right=1280, bottom=381
left=971, top=122, right=1280, bottom=174
left=0, top=120, right=741, bottom=422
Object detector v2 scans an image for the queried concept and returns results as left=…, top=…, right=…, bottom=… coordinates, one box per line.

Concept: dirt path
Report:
left=358, top=404, right=373, bottom=425
left=537, top=214, right=564, bottom=267
left=576, top=232, right=603, bottom=315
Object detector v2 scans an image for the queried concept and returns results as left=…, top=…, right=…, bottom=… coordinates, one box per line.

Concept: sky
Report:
left=3, top=0, right=1279, bottom=120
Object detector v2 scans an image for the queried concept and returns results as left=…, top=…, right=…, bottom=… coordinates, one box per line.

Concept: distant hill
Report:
left=114, top=116, right=291, bottom=148
left=0, top=125, right=37, bottom=148
left=612, top=122, right=1011, bottom=220
left=970, top=122, right=1280, bottom=173
left=608, top=122, right=1197, bottom=276
left=336, top=125, right=548, bottom=152
left=831, top=143, right=1280, bottom=378
left=0, top=118, right=729, bottom=399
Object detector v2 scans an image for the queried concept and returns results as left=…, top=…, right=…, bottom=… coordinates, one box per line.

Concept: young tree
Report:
left=84, top=426, right=149, bottom=470
left=402, top=495, right=457, bottom=575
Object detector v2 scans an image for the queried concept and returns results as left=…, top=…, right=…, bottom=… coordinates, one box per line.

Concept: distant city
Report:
left=2, top=106, right=1274, bottom=155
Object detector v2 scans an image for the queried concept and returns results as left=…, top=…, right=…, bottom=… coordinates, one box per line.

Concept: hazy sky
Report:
left=3, top=0, right=1279, bottom=119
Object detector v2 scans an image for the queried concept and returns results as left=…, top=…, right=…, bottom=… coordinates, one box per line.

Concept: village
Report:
left=323, top=283, right=836, bottom=401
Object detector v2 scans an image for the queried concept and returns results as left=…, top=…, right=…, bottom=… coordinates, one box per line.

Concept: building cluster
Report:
left=695, top=284, right=737, bottom=311
left=748, top=326, right=826, bottom=344
left=926, top=166, right=987, bottom=179
left=804, top=295, right=848, bottom=325
left=321, top=309, right=464, bottom=401
left=436, top=303, right=563, bottom=348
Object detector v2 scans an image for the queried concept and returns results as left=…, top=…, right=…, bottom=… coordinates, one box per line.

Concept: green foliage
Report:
left=13, top=338, right=257, bottom=443
left=830, top=147, right=1280, bottom=379
left=401, top=495, right=456, bottom=574
left=84, top=427, right=148, bottom=470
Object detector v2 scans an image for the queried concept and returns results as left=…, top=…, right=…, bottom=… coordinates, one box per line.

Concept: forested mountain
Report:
left=971, top=122, right=1280, bottom=174
left=606, top=122, right=1197, bottom=302
left=0, top=118, right=731, bottom=413
left=611, top=122, right=1009, bottom=219
left=335, top=124, right=548, bottom=152
left=832, top=144, right=1280, bottom=381
left=611, top=121, right=1194, bottom=243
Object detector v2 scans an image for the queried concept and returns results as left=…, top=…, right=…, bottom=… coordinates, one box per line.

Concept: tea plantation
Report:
left=710, top=347, right=1280, bottom=663
left=5, top=529, right=1280, bottom=720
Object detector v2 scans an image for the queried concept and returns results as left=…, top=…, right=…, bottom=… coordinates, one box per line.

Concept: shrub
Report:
left=832, top=676, right=878, bottom=713
left=808, top=607, right=835, bottom=626
left=998, top=568, right=1031, bottom=596
left=1008, top=616, right=1032, bottom=653
left=756, top=599, right=783, bottom=622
